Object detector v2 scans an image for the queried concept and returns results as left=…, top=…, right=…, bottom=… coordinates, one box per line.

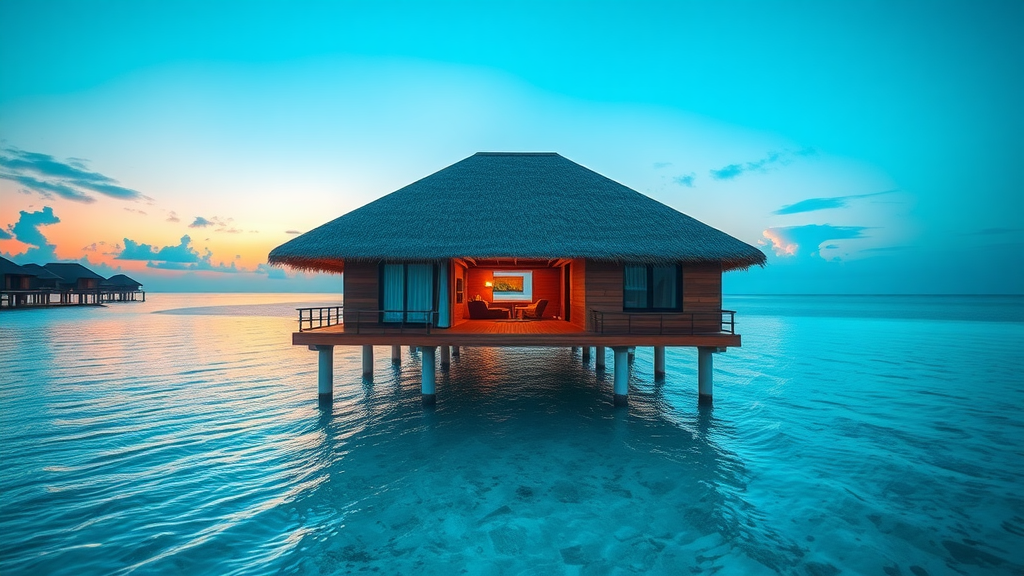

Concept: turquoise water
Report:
left=1, top=294, right=1022, bottom=575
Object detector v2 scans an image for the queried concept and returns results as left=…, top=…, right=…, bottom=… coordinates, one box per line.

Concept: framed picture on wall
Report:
left=456, top=278, right=464, bottom=303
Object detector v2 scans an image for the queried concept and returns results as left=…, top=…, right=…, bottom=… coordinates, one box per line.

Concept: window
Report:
left=491, top=270, right=533, bottom=302
left=623, top=264, right=680, bottom=310
left=381, top=263, right=436, bottom=323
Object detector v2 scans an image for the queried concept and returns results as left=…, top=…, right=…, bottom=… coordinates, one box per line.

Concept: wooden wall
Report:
left=532, top=268, right=562, bottom=319
left=683, top=263, right=722, bottom=332
left=682, top=264, right=722, bottom=312
left=584, top=260, right=623, bottom=329
left=570, top=259, right=586, bottom=329
left=453, top=261, right=467, bottom=325
left=464, top=267, right=562, bottom=319
left=342, top=261, right=378, bottom=323
left=578, top=261, right=724, bottom=330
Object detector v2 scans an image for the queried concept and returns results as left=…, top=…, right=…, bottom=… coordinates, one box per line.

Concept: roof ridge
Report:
left=473, top=152, right=560, bottom=157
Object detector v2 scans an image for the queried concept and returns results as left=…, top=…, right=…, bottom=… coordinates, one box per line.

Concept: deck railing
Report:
left=296, top=307, right=439, bottom=333
left=297, top=306, right=344, bottom=331
left=589, top=309, right=736, bottom=335
left=348, top=309, right=438, bottom=334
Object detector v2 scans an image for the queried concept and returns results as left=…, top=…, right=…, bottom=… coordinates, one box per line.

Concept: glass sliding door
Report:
left=380, top=263, right=436, bottom=324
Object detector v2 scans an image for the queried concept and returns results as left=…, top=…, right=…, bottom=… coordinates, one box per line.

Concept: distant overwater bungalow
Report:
left=269, top=152, right=766, bottom=406
left=0, top=257, right=144, bottom=309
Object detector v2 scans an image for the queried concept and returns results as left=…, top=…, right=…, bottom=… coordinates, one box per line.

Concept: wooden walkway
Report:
left=293, top=319, right=739, bottom=348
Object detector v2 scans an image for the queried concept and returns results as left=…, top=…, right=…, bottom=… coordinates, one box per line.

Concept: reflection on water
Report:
left=0, top=294, right=1022, bottom=575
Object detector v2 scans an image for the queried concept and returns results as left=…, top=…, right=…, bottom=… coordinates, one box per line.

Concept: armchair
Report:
left=518, top=299, right=548, bottom=320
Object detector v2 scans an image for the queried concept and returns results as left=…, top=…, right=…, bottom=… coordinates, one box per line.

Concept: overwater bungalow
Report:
left=22, top=263, right=64, bottom=291
left=100, top=274, right=146, bottom=302
left=1, top=256, right=37, bottom=308
left=269, top=152, right=766, bottom=406
left=44, top=262, right=104, bottom=305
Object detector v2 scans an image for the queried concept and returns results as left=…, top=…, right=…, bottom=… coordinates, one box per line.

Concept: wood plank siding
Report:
left=570, top=259, right=586, bottom=329
left=583, top=260, right=623, bottom=330
left=683, top=263, right=722, bottom=332
left=683, top=264, right=723, bottom=311
left=342, top=262, right=379, bottom=322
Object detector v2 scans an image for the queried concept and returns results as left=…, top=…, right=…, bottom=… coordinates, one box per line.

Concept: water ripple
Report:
left=1, top=294, right=1022, bottom=575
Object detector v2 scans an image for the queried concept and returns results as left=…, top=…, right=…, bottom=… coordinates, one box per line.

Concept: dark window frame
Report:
left=622, top=264, right=682, bottom=312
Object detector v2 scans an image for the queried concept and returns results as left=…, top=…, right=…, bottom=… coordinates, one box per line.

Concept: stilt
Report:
left=421, top=346, right=436, bottom=405
left=582, top=346, right=591, bottom=362
left=392, top=345, right=401, bottom=364
left=452, top=346, right=460, bottom=357
left=409, top=345, right=417, bottom=355
left=612, top=346, right=629, bottom=406
left=654, top=346, right=666, bottom=379
left=595, top=346, right=606, bottom=370
left=698, top=346, right=713, bottom=405
left=440, top=345, right=451, bottom=370
left=317, top=345, right=334, bottom=400
left=628, top=346, right=635, bottom=363
left=361, top=345, right=373, bottom=378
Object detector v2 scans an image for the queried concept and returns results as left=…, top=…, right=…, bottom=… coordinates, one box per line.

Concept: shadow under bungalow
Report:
left=0, top=257, right=144, bottom=308
left=269, top=152, right=766, bottom=407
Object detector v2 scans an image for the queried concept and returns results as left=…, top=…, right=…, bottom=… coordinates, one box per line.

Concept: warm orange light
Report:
left=484, top=281, right=493, bottom=287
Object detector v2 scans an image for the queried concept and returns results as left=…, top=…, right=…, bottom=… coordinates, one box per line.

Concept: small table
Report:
left=496, top=302, right=521, bottom=320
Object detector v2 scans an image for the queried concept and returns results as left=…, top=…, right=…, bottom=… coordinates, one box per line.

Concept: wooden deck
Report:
left=292, top=319, right=740, bottom=348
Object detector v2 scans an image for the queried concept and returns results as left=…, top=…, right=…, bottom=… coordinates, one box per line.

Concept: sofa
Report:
left=467, top=300, right=509, bottom=319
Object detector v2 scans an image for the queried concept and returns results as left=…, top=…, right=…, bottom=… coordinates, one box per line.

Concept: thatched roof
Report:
left=1, top=256, right=36, bottom=277
left=269, top=152, right=766, bottom=273
left=102, top=274, right=143, bottom=289
left=44, top=263, right=103, bottom=283
left=21, top=263, right=63, bottom=281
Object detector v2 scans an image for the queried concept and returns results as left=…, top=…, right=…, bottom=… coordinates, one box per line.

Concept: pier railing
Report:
left=1, top=289, right=109, bottom=309
left=589, top=310, right=736, bottom=335
left=297, top=306, right=343, bottom=331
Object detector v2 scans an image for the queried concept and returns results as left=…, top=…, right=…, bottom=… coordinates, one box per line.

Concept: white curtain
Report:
left=437, top=261, right=450, bottom=328
left=383, top=264, right=405, bottom=322
left=406, top=264, right=433, bottom=323
left=623, top=265, right=647, bottom=309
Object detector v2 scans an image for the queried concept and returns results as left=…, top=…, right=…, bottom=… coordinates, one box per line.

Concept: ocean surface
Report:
left=1, top=293, right=1022, bottom=575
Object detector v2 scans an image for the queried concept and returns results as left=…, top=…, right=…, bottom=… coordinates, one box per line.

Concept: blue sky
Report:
left=1, top=1, right=1021, bottom=293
